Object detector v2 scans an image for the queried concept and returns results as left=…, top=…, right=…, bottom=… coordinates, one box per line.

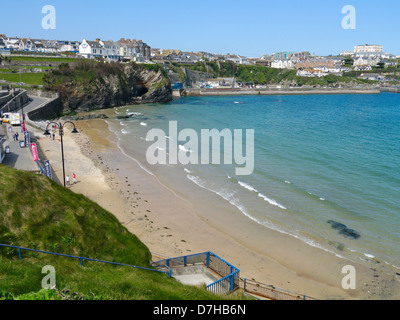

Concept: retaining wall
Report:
left=27, top=97, right=63, bottom=121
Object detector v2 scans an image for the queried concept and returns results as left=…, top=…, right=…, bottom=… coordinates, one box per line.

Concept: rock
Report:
left=327, top=220, right=361, bottom=240
left=44, top=62, right=172, bottom=113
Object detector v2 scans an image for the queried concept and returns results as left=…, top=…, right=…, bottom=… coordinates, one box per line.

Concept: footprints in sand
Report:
left=74, top=131, right=192, bottom=256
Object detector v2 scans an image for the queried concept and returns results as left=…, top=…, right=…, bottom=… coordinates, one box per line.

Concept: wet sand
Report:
left=28, top=112, right=400, bottom=300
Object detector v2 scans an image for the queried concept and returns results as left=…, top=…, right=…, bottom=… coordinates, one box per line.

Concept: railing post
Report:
left=18, top=248, right=22, bottom=260
left=243, top=278, right=247, bottom=292
left=230, top=267, right=234, bottom=292
left=79, top=258, right=83, bottom=267
left=206, top=252, right=210, bottom=268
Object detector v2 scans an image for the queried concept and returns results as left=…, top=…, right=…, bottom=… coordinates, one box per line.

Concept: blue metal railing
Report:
left=0, top=243, right=171, bottom=277
left=152, top=251, right=240, bottom=294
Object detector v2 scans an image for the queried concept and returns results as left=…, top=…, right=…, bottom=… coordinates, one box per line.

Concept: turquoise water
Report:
left=107, top=93, right=400, bottom=269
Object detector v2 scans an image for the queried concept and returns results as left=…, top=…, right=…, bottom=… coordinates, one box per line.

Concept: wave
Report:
left=186, top=174, right=343, bottom=259
left=186, top=174, right=263, bottom=225
left=238, top=181, right=259, bottom=193
left=140, top=122, right=147, bottom=126
left=258, top=193, right=287, bottom=210
left=237, top=180, right=286, bottom=210
left=127, top=112, right=142, bottom=117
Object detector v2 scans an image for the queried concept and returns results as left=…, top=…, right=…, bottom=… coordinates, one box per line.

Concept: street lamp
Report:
left=44, top=121, right=79, bottom=187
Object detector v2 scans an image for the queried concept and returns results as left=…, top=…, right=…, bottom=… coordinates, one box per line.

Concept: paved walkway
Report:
left=0, top=95, right=49, bottom=172
left=0, top=122, right=39, bottom=171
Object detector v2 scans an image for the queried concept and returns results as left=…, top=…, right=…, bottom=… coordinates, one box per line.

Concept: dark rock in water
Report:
left=339, top=228, right=360, bottom=240
left=327, top=220, right=347, bottom=231
left=327, top=220, right=361, bottom=240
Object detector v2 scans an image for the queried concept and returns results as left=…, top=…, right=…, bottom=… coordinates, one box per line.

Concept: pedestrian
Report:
left=66, top=175, right=70, bottom=186
left=72, top=173, right=76, bottom=184
left=52, top=132, right=55, bottom=140
left=15, top=132, right=19, bottom=141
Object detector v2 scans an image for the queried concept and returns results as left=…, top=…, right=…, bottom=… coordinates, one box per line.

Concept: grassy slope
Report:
left=0, top=72, right=45, bottom=85
left=0, top=165, right=236, bottom=300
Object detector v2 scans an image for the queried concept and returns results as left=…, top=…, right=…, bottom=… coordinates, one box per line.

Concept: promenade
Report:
left=0, top=122, right=39, bottom=172
left=0, top=95, right=49, bottom=172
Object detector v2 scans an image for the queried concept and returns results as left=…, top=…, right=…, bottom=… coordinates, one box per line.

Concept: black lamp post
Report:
left=44, top=121, right=79, bottom=187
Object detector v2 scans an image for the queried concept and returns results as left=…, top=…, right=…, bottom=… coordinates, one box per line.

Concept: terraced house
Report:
left=79, top=38, right=151, bottom=62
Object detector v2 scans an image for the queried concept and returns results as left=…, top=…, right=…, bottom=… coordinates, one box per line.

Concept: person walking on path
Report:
left=15, top=132, right=19, bottom=141
left=72, top=173, right=77, bottom=184
left=66, top=175, right=70, bottom=187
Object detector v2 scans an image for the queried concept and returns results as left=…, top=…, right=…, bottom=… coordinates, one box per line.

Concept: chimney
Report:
left=96, top=38, right=100, bottom=42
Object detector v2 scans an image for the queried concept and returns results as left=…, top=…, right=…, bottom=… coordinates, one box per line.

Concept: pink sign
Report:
left=31, top=143, right=38, bottom=162
left=21, top=122, right=26, bottom=132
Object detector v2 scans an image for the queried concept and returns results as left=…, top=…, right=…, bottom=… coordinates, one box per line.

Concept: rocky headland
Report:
left=43, top=61, right=172, bottom=114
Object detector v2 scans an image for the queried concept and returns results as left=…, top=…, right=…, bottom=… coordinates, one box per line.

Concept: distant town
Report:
left=1, top=33, right=400, bottom=88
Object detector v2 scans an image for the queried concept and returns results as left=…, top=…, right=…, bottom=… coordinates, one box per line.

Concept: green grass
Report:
left=0, top=165, right=241, bottom=300
left=0, top=72, right=45, bottom=85
left=9, top=56, right=80, bottom=63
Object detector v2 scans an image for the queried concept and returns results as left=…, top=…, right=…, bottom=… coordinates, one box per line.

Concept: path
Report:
left=0, top=95, right=48, bottom=171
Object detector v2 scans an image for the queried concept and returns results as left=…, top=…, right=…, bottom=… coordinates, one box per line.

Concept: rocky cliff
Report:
left=43, top=61, right=172, bottom=113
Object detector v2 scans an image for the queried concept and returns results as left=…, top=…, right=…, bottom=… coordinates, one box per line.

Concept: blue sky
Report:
left=1, top=0, right=399, bottom=57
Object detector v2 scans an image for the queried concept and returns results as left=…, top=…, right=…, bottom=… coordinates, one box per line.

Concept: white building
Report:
left=79, top=38, right=150, bottom=62
left=79, top=39, right=121, bottom=61
left=271, top=59, right=295, bottom=69
left=353, top=56, right=380, bottom=67
left=354, top=44, right=383, bottom=53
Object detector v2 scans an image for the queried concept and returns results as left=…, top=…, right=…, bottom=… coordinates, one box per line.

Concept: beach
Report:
left=28, top=107, right=400, bottom=300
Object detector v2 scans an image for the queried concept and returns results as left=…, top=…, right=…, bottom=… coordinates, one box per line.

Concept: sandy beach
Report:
left=27, top=110, right=400, bottom=300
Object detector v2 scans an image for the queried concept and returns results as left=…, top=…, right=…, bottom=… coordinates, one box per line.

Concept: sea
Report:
left=105, top=92, right=400, bottom=271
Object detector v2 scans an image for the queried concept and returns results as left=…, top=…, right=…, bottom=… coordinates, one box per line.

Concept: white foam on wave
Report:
left=258, top=193, right=287, bottom=210
left=186, top=174, right=261, bottom=224
left=238, top=181, right=259, bottom=193
left=186, top=175, right=343, bottom=259
left=285, top=180, right=291, bottom=184
left=127, top=112, right=142, bottom=117
left=140, top=122, right=147, bottom=126
left=184, top=168, right=191, bottom=174
left=121, top=128, right=129, bottom=135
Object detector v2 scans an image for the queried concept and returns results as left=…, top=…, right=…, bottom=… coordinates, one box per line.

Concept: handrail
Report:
left=239, top=277, right=317, bottom=300
left=152, top=251, right=240, bottom=294
left=0, top=243, right=171, bottom=277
